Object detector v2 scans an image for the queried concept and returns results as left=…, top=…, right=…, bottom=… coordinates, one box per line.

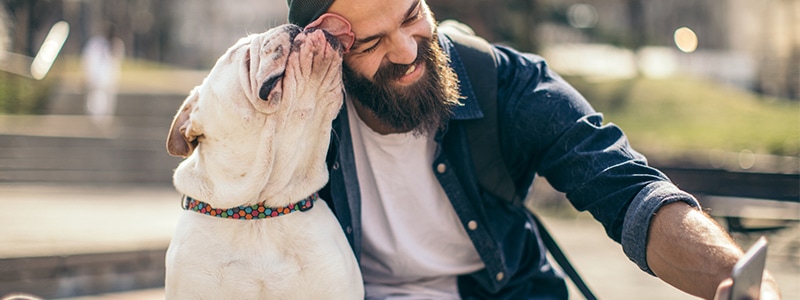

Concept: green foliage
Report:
left=566, top=75, right=800, bottom=156
left=0, top=73, right=53, bottom=114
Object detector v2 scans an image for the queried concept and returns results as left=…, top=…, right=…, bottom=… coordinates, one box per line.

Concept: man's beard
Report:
left=342, top=32, right=461, bottom=136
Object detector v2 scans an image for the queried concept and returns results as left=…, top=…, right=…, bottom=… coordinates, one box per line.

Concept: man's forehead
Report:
left=328, top=0, right=421, bottom=38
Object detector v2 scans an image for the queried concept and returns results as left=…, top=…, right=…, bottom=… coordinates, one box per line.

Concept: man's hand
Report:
left=713, top=274, right=781, bottom=300
left=715, top=278, right=734, bottom=300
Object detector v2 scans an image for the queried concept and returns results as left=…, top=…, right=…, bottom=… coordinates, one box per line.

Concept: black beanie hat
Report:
left=287, top=0, right=336, bottom=27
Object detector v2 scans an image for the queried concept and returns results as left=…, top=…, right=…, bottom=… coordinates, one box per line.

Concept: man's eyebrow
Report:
left=351, top=0, right=421, bottom=49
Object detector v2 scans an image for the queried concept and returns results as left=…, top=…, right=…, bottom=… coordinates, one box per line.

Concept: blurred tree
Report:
left=429, top=0, right=544, bottom=52
left=625, top=0, right=644, bottom=49
left=0, top=6, right=9, bottom=52
left=3, top=0, right=795, bottom=100
left=74, top=0, right=172, bottom=62
left=4, top=0, right=64, bottom=56
left=2, top=0, right=172, bottom=62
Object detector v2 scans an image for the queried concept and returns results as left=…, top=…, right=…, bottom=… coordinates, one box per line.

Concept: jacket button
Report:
left=496, top=272, right=504, bottom=281
left=467, top=220, right=478, bottom=230
left=346, top=226, right=352, bottom=234
left=332, top=162, right=340, bottom=170
left=436, top=163, right=446, bottom=173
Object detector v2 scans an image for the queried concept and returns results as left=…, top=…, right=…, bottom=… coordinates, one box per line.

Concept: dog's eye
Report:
left=258, top=72, right=284, bottom=101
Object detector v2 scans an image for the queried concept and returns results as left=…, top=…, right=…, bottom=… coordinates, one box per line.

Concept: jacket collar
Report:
left=438, top=31, right=485, bottom=121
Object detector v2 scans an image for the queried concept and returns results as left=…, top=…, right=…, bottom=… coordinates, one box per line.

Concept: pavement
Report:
left=0, top=184, right=180, bottom=259
left=0, top=184, right=797, bottom=300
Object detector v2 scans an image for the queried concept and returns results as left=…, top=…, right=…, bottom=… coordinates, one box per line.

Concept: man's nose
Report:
left=385, top=32, right=418, bottom=66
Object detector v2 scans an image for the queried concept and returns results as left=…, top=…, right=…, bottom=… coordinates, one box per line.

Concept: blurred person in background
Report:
left=286, top=0, right=782, bottom=299
left=81, top=23, right=124, bottom=124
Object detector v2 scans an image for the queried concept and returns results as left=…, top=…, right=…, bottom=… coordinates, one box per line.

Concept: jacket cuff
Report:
left=621, top=181, right=701, bottom=275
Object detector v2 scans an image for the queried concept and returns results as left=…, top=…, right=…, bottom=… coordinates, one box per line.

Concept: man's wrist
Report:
left=621, top=181, right=701, bottom=275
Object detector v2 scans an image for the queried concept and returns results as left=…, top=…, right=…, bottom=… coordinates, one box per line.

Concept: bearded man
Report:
left=286, top=0, right=782, bottom=299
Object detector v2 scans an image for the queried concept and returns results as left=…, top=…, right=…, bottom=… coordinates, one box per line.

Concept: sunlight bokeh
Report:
left=674, top=26, right=699, bottom=53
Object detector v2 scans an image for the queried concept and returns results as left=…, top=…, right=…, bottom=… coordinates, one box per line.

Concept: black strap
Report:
left=440, top=21, right=518, bottom=205
left=441, top=21, right=597, bottom=300
left=530, top=211, right=598, bottom=300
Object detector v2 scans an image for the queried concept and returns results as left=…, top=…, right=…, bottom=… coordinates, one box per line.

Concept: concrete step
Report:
left=0, top=250, right=166, bottom=299
left=0, top=134, right=181, bottom=184
left=54, top=288, right=165, bottom=300
left=0, top=113, right=183, bottom=184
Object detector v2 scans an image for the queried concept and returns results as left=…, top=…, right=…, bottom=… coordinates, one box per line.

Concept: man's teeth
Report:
left=405, top=64, right=416, bottom=75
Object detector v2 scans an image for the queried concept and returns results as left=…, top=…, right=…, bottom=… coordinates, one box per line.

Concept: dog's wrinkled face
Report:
left=167, top=24, right=345, bottom=159
left=166, top=24, right=347, bottom=199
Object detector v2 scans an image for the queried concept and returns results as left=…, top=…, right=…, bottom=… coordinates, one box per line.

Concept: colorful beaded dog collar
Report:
left=182, top=193, right=318, bottom=220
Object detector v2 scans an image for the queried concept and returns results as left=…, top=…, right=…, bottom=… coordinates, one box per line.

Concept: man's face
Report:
left=328, top=0, right=460, bottom=135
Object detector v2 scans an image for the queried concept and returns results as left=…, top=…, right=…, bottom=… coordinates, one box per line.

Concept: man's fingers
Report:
left=714, top=278, right=733, bottom=300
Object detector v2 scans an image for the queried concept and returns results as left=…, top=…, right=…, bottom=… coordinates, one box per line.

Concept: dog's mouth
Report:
left=253, top=25, right=300, bottom=101
left=259, top=71, right=284, bottom=101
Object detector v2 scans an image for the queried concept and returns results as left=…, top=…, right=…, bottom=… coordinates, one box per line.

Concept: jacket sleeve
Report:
left=493, top=45, right=700, bottom=274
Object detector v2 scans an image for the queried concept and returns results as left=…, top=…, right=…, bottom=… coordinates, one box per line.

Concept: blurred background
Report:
left=0, top=0, right=797, bottom=299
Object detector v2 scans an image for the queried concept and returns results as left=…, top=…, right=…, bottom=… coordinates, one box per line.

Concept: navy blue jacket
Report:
left=321, top=33, right=699, bottom=299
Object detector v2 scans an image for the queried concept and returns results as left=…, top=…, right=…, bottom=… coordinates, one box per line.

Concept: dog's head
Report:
left=166, top=23, right=349, bottom=199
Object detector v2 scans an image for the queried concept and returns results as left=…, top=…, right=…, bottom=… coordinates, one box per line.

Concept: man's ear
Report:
left=166, top=88, right=202, bottom=157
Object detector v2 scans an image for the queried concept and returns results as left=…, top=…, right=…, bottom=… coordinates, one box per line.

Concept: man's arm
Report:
left=646, top=201, right=781, bottom=299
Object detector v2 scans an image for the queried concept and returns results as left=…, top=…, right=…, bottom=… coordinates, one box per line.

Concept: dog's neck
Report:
left=172, top=135, right=331, bottom=209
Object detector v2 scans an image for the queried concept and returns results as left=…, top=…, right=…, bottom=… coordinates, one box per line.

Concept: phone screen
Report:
left=729, top=236, right=768, bottom=300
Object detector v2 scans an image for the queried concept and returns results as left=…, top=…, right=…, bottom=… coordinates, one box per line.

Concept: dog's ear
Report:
left=166, top=88, right=202, bottom=157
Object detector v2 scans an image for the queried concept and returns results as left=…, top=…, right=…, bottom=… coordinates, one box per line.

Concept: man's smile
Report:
left=395, top=61, right=425, bottom=85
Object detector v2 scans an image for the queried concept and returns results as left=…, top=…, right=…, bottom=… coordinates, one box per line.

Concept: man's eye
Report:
left=404, top=10, right=422, bottom=24
left=361, top=42, right=379, bottom=54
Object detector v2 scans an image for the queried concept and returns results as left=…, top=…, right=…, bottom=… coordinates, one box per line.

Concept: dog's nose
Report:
left=303, top=28, right=345, bottom=53
left=285, top=25, right=302, bottom=41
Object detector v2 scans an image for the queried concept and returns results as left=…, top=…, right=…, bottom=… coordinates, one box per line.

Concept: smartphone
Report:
left=729, top=236, right=768, bottom=300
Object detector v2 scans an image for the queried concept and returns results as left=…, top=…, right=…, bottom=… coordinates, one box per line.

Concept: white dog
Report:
left=164, top=23, right=363, bottom=299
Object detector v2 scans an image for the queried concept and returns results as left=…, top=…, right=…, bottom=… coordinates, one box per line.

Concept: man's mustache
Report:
left=374, top=39, right=429, bottom=82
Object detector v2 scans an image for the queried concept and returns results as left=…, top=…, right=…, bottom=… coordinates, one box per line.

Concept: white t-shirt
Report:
left=347, top=98, right=485, bottom=300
